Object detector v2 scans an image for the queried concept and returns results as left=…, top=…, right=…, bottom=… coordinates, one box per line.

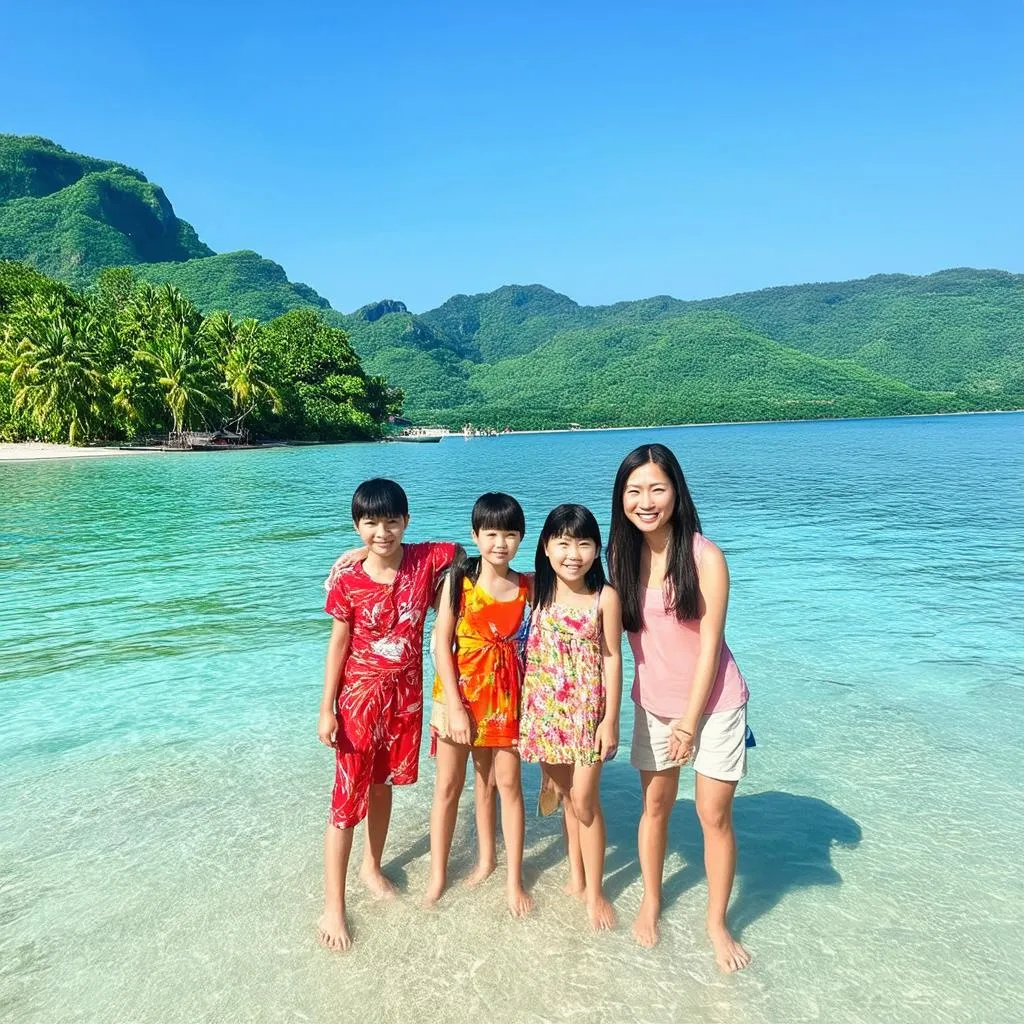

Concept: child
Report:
left=607, top=443, right=751, bottom=972
left=316, top=477, right=457, bottom=951
left=519, top=503, right=623, bottom=931
left=425, top=493, right=534, bottom=917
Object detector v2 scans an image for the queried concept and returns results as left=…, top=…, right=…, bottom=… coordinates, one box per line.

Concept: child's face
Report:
left=355, top=515, right=409, bottom=558
left=544, top=533, right=597, bottom=586
left=623, top=461, right=675, bottom=534
left=473, top=527, right=522, bottom=568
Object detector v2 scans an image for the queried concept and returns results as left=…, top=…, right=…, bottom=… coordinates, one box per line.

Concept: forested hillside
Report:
left=3, top=133, right=1022, bottom=433
left=0, top=135, right=328, bottom=317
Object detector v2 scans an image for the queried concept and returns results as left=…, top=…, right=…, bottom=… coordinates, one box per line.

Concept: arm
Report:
left=329, top=545, right=369, bottom=573
left=595, top=586, right=624, bottom=761
left=434, top=574, right=472, bottom=745
left=317, top=617, right=351, bottom=746
left=668, top=544, right=729, bottom=762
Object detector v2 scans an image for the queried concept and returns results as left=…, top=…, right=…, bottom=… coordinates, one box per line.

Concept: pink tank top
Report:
left=628, top=534, right=749, bottom=718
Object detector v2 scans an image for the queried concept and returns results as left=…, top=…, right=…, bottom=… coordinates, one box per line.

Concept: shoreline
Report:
left=2, top=409, right=1020, bottom=462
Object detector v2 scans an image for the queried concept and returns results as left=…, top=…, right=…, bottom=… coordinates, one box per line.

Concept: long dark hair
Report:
left=448, top=492, right=526, bottom=613
left=607, top=443, right=702, bottom=632
left=534, top=503, right=607, bottom=609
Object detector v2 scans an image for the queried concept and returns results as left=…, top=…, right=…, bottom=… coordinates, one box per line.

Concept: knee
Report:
left=569, top=791, right=598, bottom=827
left=697, top=801, right=732, bottom=833
left=436, top=771, right=465, bottom=802
left=643, top=791, right=676, bottom=822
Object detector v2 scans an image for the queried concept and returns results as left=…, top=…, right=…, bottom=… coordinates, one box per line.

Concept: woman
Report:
left=607, top=443, right=751, bottom=972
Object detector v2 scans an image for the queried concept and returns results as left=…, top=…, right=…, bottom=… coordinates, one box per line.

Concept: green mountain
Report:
left=347, top=274, right=1024, bottom=427
left=0, top=135, right=328, bottom=320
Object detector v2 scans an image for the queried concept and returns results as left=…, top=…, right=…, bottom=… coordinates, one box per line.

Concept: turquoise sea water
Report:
left=2, top=413, right=1022, bottom=1024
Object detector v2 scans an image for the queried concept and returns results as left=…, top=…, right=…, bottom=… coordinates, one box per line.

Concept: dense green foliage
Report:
left=349, top=274, right=1024, bottom=428
left=0, top=262, right=400, bottom=444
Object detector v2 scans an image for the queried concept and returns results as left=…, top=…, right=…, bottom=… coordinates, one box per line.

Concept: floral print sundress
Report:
left=518, top=590, right=605, bottom=766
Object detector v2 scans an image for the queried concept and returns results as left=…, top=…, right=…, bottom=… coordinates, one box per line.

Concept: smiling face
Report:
left=355, top=515, right=409, bottom=558
left=544, top=533, right=598, bottom=586
left=623, top=461, right=676, bottom=534
left=473, top=527, right=522, bottom=568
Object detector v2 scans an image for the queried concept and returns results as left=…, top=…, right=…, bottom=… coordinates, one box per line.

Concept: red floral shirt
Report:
left=324, top=542, right=456, bottom=684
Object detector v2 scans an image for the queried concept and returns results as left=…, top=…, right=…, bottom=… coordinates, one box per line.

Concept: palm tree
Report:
left=219, top=318, right=282, bottom=433
left=137, top=286, right=220, bottom=437
left=8, top=301, right=106, bottom=444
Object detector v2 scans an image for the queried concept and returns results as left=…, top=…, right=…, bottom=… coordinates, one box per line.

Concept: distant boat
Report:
left=390, top=434, right=442, bottom=444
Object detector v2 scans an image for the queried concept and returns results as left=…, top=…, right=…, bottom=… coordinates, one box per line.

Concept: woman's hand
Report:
left=447, top=701, right=473, bottom=746
left=594, top=717, right=619, bottom=761
left=333, top=546, right=368, bottom=570
left=667, top=720, right=694, bottom=764
left=318, top=708, right=338, bottom=747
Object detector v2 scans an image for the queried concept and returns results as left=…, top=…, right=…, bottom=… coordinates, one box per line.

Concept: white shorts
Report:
left=630, top=703, right=748, bottom=781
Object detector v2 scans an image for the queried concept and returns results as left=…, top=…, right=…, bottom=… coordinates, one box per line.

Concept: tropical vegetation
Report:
left=0, top=262, right=401, bottom=444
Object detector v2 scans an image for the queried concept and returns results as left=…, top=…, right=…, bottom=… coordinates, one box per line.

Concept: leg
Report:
left=695, top=773, right=750, bottom=972
left=544, top=765, right=587, bottom=903
left=567, top=763, right=615, bottom=931
left=494, top=748, right=533, bottom=917
left=318, top=824, right=354, bottom=949
left=360, top=784, right=398, bottom=898
left=424, top=739, right=470, bottom=906
left=633, top=767, right=680, bottom=948
left=466, top=748, right=497, bottom=886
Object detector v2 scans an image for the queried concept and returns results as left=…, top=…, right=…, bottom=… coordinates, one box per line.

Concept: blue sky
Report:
left=4, top=1, right=1022, bottom=311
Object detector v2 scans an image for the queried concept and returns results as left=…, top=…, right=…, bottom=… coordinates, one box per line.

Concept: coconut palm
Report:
left=8, top=301, right=106, bottom=444
left=220, top=318, right=282, bottom=433
left=137, top=286, right=220, bottom=436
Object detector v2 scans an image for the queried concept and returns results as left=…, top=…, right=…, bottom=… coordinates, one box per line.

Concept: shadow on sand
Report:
left=522, top=758, right=864, bottom=936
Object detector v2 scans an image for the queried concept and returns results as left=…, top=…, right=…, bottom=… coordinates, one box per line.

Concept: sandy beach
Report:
left=0, top=442, right=166, bottom=462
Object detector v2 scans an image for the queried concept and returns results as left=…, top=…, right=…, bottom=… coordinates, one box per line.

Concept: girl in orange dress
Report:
left=425, top=493, right=533, bottom=917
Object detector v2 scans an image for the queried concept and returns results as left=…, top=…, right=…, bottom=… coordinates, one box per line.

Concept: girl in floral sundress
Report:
left=425, top=493, right=534, bottom=917
left=519, top=503, right=623, bottom=931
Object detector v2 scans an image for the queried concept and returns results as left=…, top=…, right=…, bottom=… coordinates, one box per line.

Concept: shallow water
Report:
left=2, top=414, right=1022, bottom=1024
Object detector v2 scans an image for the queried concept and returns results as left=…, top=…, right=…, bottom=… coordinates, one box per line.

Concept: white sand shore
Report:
left=0, top=442, right=167, bottom=462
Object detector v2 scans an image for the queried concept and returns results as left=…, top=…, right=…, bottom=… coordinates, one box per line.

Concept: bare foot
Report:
left=708, top=924, right=751, bottom=973
left=422, top=875, right=446, bottom=908
left=359, top=863, right=398, bottom=900
left=463, top=860, right=496, bottom=888
left=316, top=909, right=352, bottom=951
left=632, top=897, right=660, bottom=948
left=507, top=883, right=535, bottom=919
left=587, top=894, right=617, bottom=932
left=562, top=873, right=586, bottom=901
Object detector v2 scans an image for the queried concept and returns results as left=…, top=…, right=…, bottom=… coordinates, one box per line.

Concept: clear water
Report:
left=2, top=414, right=1022, bottom=1024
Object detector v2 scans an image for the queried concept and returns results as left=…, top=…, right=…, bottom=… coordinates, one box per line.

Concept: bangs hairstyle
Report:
left=607, top=444, right=702, bottom=632
left=351, top=478, right=409, bottom=523
left=533, top=503, right=606, bottom=609
left=448, top=493, right=527, bottom=613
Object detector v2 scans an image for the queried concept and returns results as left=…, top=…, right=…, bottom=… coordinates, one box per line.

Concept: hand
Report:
left=334, top=546, right=368, bottom=570
left=318, top=708, right=338, bottom=747
left=448, top=702, right=472, bottom=746
left=594, top=718, right=619, bottom=762
left=667, top=720, right=694, bottom=764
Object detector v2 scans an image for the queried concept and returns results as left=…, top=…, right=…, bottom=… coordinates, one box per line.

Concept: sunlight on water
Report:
left=2, top=414, right=1022, bottom=1023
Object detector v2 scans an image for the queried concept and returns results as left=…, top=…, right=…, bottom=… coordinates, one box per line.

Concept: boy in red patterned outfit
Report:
left=316, top=478, right=456, bottom=950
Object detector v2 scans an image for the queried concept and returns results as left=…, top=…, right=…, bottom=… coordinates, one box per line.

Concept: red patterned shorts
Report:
left=329, top=667, right=423, bottom=829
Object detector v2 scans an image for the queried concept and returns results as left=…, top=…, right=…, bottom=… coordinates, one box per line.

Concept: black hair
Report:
left=448, top=493, right=526, bottom=613
left=607, top=443, right=702, bottom=632
left=350, top=478, right=409, bottom=522
left=533, top=503, right=606, bottom=609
